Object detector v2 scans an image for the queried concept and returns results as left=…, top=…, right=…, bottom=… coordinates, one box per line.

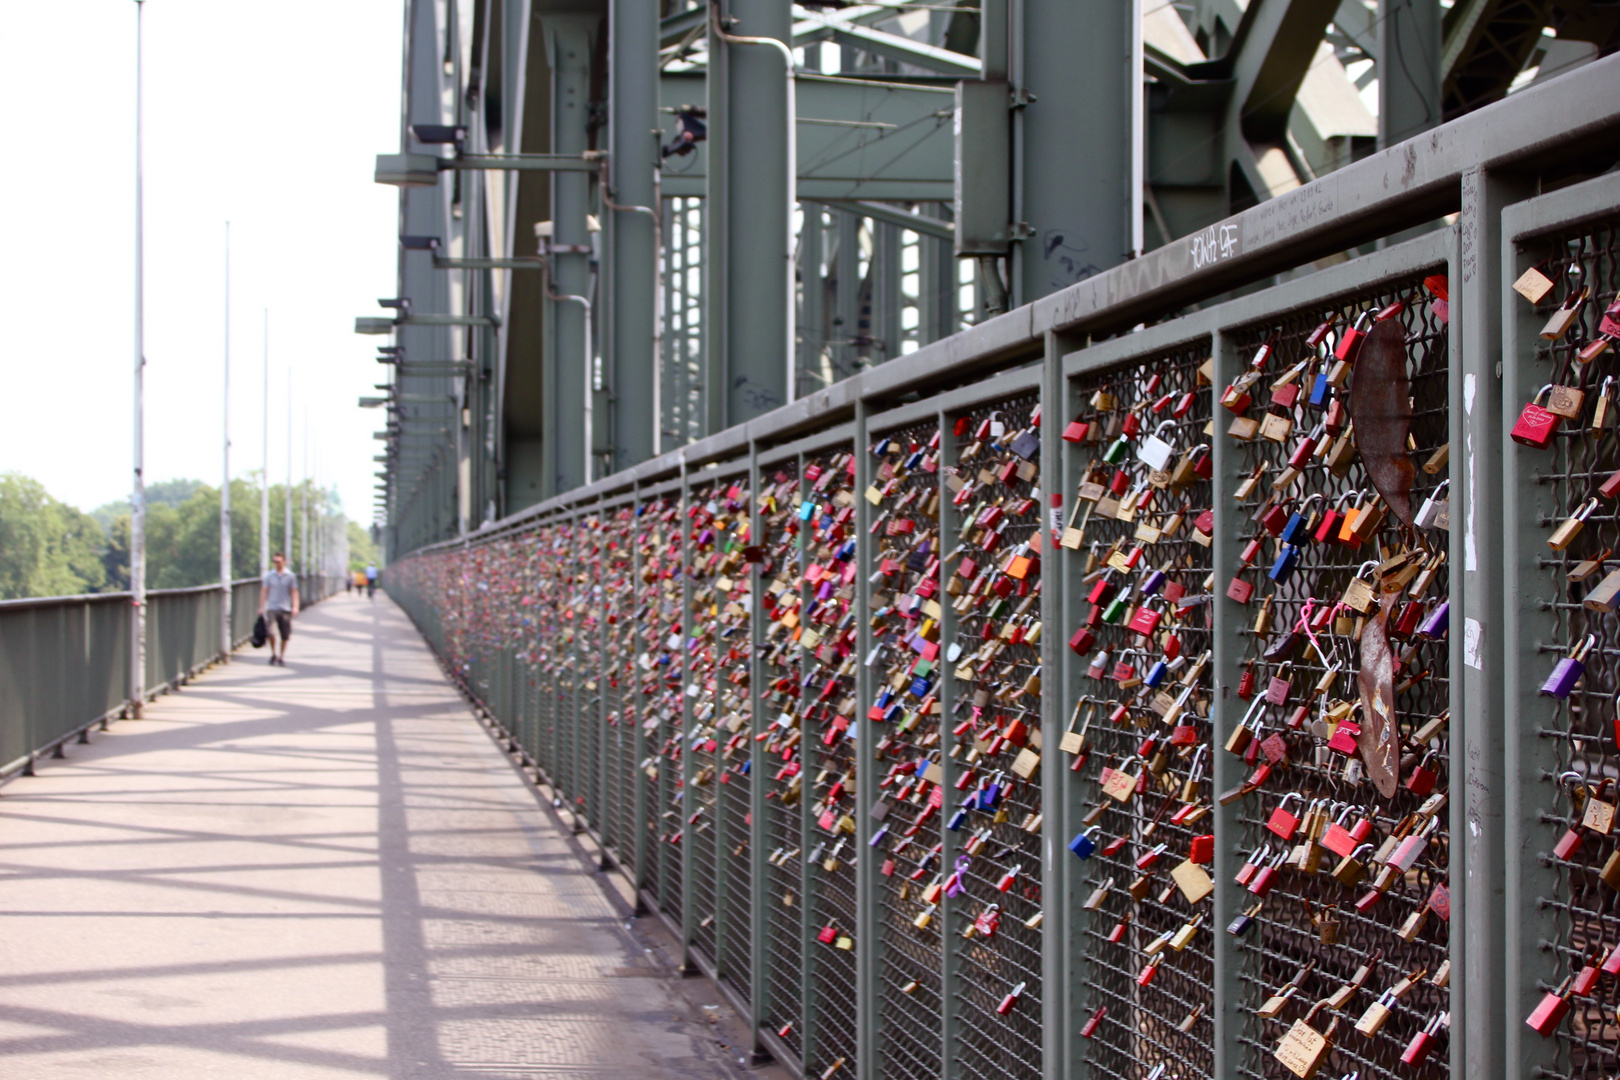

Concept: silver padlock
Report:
left=1136, top=420, right=1176, bottom=471
left=1342, top=756, right=1365, bottom=785
left=1414, top=479, right=1450, bottom=531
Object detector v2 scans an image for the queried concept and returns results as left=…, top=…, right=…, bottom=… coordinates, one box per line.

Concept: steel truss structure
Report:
left=366, top=0, right=1620, bottom=560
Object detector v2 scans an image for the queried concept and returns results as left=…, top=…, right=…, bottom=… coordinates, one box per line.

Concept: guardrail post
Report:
left=1460, top=165, right=1532, bottom=1080
left=1208, top=327, right=1245, bottom=1079
left=853, top=400, right=878, bottom=1080
left=935, top=409, right=962, bottom=1080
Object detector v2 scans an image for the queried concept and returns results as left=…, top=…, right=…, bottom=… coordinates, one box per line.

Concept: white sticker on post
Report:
left=1464, top=618, right=1485, bottom=670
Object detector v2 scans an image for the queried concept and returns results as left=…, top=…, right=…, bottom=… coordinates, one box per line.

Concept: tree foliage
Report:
left=0, top=473, right=108, bottom=600
left=1, top=473, right=348, bottom=599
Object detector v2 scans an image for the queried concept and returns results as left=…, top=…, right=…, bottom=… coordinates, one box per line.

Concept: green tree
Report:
left=348, top=519, right=379, bottom=573
left=0, top=473, right=108, bottom=599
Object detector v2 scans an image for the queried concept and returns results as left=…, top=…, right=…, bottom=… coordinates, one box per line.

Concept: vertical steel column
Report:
left=1010, top=0, right=1130, bottom=306
left=1208, top=328, right=1244, bottom=1079
left=935, top=406, right=963, bottom=1080
left=1378, top=0, right=1441, bottom=148
left=680, top=465, right=696, bottom=970
left=1470, top=165, right=1529, bottom=1075
left=794, top=450, right=818, bottom=1067
left=608, top=0, right=660, bottom=467
left=632, top=481, right=652, bottom=904
left=708, top=0, right=793, bottom=429
left=852, top=402, right=877, bottom=1080
left=835, top=211, right=861, bottom=380
left=596, top=499, right=614, bottom=867
left=1039, top=331, right=1062, bottom=1080
left=800, top=207, right=825, bottom=397
left=874, top=221, right=901, bottom=367
left=747, top=448, right=770, bottom=1055
left=919, top=208, right=957, bottom=347
left=1458, top=166, right=1529, bottom=1080
left=543, top=16, right=596, bottom=494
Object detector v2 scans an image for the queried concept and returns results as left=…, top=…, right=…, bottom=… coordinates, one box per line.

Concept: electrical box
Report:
left=954, top=80, right=1011, bottom=256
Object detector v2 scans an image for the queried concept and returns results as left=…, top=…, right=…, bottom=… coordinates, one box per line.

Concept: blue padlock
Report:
left=1309, top=370, right=1332, bottom=408
left=980, top=777, right=1002, bottom=807
left=1278, top=494, right=1321, bottom=546
left=1144, top=659, right=1168, bottom=688
left=1268, top=544, right=1300, bottom=584
left=870, top=822, right=889, bottom=846
left=1542, top=635, right=1596, bottom=699
left=1068, top=826, right=1101, bottom=860
left=947, top=807, right=969, bottom=831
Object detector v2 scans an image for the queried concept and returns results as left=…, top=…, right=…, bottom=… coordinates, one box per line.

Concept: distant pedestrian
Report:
left=345, top=574, right=353, bottom=594
left=259, top=552, right=300, bottom=666
left=365, top=563, right=378, bottom=599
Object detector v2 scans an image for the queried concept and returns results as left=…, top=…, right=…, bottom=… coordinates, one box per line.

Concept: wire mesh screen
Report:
left=1065, top=339, right=1218, bottom=1079
left=1223, top=274, right=1453, bottom=1079
left=637, top=494, right=682, bottom=909
left=800, top=444, right=861, bottom=1079
left=712, top=479, right=756, bottom=996
left=643, top=496, right=686, bottom=919
left=759, top=462, right=808, bottom=1059
left=868, top=416, right=949, bottom=1080
left=686, top=477, right=739, bottom=967
left=941, top=391, right=1046, bottom=1079
left=1517, top=215, right=1620, bottom=1079
left=602, top=506, right=636, bottom=865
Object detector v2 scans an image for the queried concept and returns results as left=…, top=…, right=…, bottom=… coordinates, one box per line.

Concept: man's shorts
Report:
left=269, top=610, right=293, bottom=641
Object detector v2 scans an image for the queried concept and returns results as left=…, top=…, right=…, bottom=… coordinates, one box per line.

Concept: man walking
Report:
left=259, top=552, right=300, bottom=666
left=365, top=563, right=378, bottom=599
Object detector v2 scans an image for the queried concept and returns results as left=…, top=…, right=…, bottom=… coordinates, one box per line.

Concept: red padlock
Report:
left=1526, top=976, right=1574, bottom=1037
left=1237, top=660, right=1257, bottom=699
left=1079, top=1006, right=1107, bottom=1038
left=1189, top=834, right=1214, bottom=863
left=1265, top=793, right=1303, bottom=840
left=1406, top=751, right=1439, bottom=797
left=1227, top=576, right=1255, bottom=604
left=996, top=981, right=1026, bottom=1015
left=1062, top=417, right=1091, bottom=442
left=1336, top=312, right=1371, bottom=362
left=1400, top=1014, right=1446, bottom=1066
left=1512, top=385, right=1563, bottom=448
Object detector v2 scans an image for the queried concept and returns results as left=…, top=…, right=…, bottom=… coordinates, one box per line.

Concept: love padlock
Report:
left=1511, top=385, right=1564, bottom=448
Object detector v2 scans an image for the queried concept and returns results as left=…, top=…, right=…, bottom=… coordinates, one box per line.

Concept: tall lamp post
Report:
left=220, top=221, right=232, bottom=660
left=130, top=0, right=148, bottom=717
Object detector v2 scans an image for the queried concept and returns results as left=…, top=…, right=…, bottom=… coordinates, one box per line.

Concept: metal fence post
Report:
left=935, top=408, right=962, bottom=1080
left=1207, top=328, right=1245, bottom=1080
left=853, top=400, right=878, bottom=1080
left=1459, top=166, right=1533, bottom=1080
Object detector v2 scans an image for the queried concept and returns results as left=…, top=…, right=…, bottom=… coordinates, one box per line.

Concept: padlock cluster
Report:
left=864, top=420, right=948, bottom=1078
left=935, top=396, right=1047, bottom=1076
left=1220, top=284, right=1454, bottom=1079
left=682, top=477, right=755, bottom=965
left=753, top=464, right=811, bottom=1057
left=1513, top=242, right=1620, bottom=1055
left=639, top=495, right=685, bottom=908
left=1060, top=344, right=1217, bottom=1076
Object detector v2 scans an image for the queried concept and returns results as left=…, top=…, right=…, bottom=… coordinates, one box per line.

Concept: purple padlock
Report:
left=1542, top=635, right=1597, bottom=699
left=1140, top=567, right=1167, bottom=596
left=1416, top=601, right=1449, bottom=640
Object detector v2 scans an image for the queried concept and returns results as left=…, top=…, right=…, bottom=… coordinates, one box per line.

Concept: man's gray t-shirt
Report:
left=264, top=569, right=297, bottom=612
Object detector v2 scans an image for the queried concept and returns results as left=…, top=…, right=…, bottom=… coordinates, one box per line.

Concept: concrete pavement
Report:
left=0, top=593, right=765, bottom=1079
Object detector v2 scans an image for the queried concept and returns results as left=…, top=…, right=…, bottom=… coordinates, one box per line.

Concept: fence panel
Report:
left=1503, top=172, right=1620, bottom=1080
left=1060, top=335, right=1218, bottom=1080
left=377, top=157, right=1620, bottom=1080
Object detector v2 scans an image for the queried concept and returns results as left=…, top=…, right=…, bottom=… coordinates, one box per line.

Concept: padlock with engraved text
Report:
left=1511, top=385, right=1564, bottom=448
left=1274, top=1003, right=1339, bottom=1080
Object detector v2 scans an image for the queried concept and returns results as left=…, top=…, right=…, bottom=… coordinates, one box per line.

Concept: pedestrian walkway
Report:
left=0, top=594, right=757, bottom=1080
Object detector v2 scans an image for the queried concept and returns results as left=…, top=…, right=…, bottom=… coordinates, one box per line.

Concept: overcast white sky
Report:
left=0, top=1, right=402, bottom=521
